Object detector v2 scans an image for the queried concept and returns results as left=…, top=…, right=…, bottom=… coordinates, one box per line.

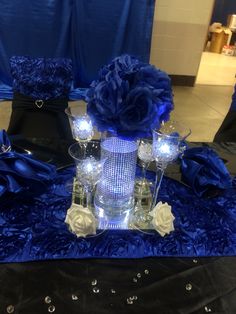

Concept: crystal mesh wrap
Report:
left=96, top=137, right=137, bottom=203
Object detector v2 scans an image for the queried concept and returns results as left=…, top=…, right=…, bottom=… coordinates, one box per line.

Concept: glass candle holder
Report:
left=132, top=139, right=154, bottom=225
left=68, top=141, right=103, bottom=210
left=65, top=106, right=94, bottom=148
left=152, top=121, right=191, bottom=208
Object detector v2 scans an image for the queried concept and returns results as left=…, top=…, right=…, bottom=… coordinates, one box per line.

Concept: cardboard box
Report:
left=222, top=45, right=235, bottom=56
left=209, top=27, right=232, bottom=53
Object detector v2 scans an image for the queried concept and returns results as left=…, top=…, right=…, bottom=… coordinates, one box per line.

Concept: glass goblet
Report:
left=152, top=120, right=191, bottom=209
left=130, top=139, right=154, bottom=228
left=138, top=139, right=154, bottom=189
left=68, top=141, right=104, bottom=211
left=65, top=107, right=94, bottom=153
left=65, top=107, right=94, bottom=198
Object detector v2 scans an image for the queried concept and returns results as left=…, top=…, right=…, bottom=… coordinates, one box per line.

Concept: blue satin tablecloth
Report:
left=0, top=156, right=236, bottom=263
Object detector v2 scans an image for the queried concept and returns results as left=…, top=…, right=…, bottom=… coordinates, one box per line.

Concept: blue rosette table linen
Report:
left=0, top=141, right=236, bottom=263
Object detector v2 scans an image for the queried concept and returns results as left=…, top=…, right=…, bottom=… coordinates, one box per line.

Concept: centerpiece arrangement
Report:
left=86, top=54, right=174, bottom=222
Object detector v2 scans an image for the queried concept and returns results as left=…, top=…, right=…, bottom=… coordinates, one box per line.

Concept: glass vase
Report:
left=94, top=133, right=138, bottom=223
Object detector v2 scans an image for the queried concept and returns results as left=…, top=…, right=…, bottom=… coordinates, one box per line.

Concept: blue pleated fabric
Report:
left=0, top=165, right=235, bottom=263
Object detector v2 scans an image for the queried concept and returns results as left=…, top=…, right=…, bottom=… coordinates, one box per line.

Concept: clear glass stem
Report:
left=141, top=163, right=146, bottom=181
left=79, top=142, right=88, bottom=157
left=141, top=161, right=149, bottom=186
left=151, top=166, right=165, bottom=209
left=84, top=186, right=93, bottom=210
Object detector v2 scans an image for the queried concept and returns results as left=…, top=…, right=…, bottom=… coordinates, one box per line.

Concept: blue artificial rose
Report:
left=136, top=65, right=171, bottom=90
left=135, top=65, right=174, bottom=122
left=87, top=80, right=129, bottom=132
left=118, top=87, right=160, bottom=138
left=86, top=54, right=174, bottom=139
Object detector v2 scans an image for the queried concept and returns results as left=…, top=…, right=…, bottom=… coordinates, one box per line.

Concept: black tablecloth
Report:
left=1, top=257, right=236, bottom=313
left=0, top=140, right=236, bottom=314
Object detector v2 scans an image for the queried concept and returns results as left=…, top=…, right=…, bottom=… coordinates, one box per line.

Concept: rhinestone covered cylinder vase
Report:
left=95, top=135, right=138, bottom=222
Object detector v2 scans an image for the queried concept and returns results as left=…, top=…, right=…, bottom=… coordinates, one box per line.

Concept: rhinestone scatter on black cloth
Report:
left=6, top=305, right=14, bottom=313
left=48, top=305, right=55, bottom=313
left=92, top=287, right=100, bottom=294
left=91, top=279, right=97, bottom=286
left=126, top=298, right=134, bottom=305
left=44, top=296, right=52, bottom=304
left=71, top=294, right=79, bottom=301
left=185, top=283, right=192, bottom=291
left=0, top=257, right=236, bottom=313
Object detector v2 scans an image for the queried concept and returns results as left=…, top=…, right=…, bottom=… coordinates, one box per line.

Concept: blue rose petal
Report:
left=86, top=54, right=174, bottom=139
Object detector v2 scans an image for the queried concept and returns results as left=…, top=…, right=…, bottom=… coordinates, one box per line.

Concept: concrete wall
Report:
left=150, top=0, right=215, bottom=78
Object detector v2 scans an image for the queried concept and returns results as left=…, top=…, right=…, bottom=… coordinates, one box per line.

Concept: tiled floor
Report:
left=0, top=84, right=234, bottom=142
left=172, top=85, right=233, bottom=141
left=196, top=52, right=236, bottom=86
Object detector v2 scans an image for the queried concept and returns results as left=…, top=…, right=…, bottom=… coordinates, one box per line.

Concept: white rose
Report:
left=149, top=201, right=175, bottom=237
left=65, top=204, right=97, bottom=237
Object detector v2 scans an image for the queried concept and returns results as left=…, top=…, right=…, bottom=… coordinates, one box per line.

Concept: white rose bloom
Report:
left=149, top=201, right=175, bottom=237
left=65, top=204, right=97, bottom=237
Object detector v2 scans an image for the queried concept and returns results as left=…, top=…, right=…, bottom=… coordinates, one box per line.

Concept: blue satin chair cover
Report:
left=181, top=146, right=232, bottom=197
left=7, top=56, right=73, bottom=139
left=0, top=130, right=56, bottom=197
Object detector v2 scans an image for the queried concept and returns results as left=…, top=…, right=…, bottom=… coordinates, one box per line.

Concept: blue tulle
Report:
left=10, top=56, right=73, bottom=100
left=0, top=163, right=235, bottom=263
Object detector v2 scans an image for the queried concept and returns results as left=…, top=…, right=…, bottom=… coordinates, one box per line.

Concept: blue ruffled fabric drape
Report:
left=0, top=130, right=56, bottom=197
left=0, top=160, right=236, bottom=263
left=0, top=0, right=155, bottom=100
left=10, top=56, right=73, bottom=100
left=181, top=147, right=232, bottom=197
